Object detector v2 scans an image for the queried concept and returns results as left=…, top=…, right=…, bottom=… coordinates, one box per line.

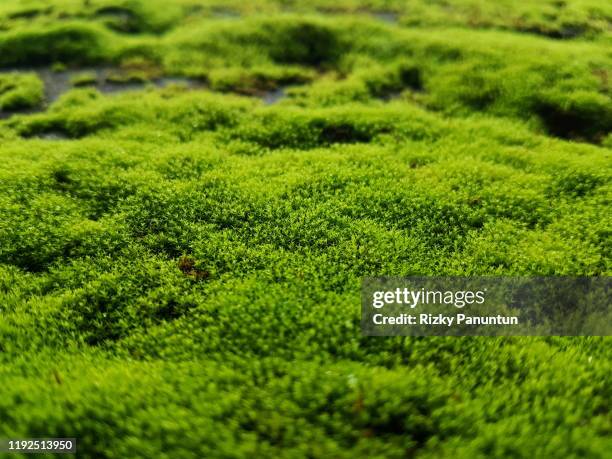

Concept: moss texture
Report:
left=0, top=72, right=44, bottom=110
left=0, top=1, right=610, bottom=458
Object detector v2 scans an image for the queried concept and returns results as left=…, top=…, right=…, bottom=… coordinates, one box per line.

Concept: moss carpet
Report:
left=0, top=1, right=610, bottom=457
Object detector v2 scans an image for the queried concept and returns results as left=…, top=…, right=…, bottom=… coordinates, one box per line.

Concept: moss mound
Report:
left=0, top=1, right=610, bottom=458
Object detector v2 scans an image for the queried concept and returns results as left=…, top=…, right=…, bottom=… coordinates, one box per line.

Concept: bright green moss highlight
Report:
left=0, top=1, right=610, bottom=458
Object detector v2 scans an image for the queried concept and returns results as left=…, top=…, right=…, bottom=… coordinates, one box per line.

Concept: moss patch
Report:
left=0, top=1, right=610, bottom=458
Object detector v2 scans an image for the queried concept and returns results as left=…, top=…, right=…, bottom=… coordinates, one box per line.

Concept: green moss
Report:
left=208, top=65, right=314, bottom=94
left=0, top=72, right=44, bottom=110
left=92, top=0, right=184, bottom=34
left=70, top=71, right=98, bottom=87
left=0, top=1, right=610, bottom=458
left=534, top=89, right=612, bottom=142
left=0, top=22, right=112, bottom=66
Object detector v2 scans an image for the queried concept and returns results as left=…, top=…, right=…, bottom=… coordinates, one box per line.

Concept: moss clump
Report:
left=0, top=22, right=112, bottom=66
left=92, top=1, right=184, bottom=34
left=208, top=65, right=314, bottom=94
left=11, top=89, right=250, bottom=139
left=0, top=72, right=44, bottom=110
left=70, top=71, right=98, bottom=87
